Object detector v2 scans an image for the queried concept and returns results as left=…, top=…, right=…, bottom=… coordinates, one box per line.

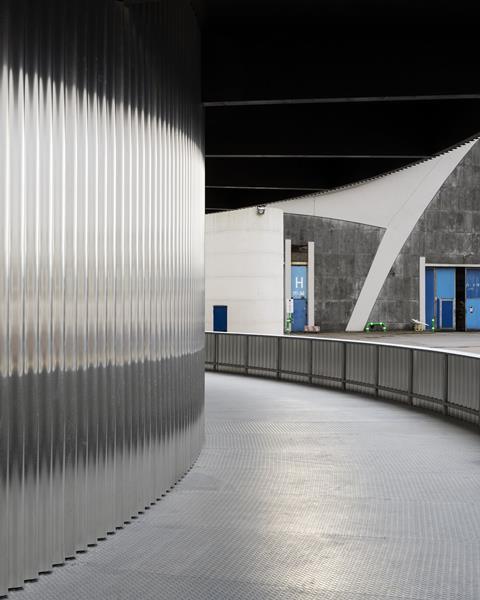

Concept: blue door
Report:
left=291, top=266, right=307, bottom=300
left=435, top=268, right=455, bottom=330
left=439, top=299, right=454, bottom=329
left=291, top=265, right=307, bottom=332
left=213, top=305, right=228, bottom=332
left=466, top=269, right=480, bottom=330
left=292, top=298, right=307, bottom=332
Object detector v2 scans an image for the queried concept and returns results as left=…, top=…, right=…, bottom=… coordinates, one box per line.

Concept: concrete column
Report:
left=285, top=239, right=291, bottom=326
left=419, top=256, right=426, bottom=323
left=308, top=241, right=315, bottom=327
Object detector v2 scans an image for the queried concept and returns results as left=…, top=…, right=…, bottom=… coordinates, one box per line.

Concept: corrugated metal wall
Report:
left=0, top=0, right=205, bottom=593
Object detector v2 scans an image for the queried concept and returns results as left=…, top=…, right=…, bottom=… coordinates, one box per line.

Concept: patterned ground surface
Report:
left=11, top=373, right=480, bottom=600
left=301, top=331, right=480, bottom=355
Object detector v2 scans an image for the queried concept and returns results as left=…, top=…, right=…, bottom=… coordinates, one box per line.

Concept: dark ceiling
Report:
left=192, top=0, right=480, bottom=212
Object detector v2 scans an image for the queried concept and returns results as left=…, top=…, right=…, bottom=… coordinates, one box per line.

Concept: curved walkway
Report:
left=12, top=373, right=480, bottom=600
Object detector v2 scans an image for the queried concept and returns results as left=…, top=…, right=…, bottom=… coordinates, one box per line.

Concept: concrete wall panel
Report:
left=370, top=140, right=480, bottom=328
left=278, top=141, right=476, bottom=331
left=284, top=214, right=384, bottom=331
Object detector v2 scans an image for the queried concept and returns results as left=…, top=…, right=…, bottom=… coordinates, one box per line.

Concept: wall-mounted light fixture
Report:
left=256, top=205, right=266, bottom=216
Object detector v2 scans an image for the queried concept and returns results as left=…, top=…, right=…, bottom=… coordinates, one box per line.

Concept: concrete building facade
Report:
left=369, top=141, right=480, bottom=330
left=206, top=139, right=480, bottom=334
left=284, top=215, right=384, bottom=331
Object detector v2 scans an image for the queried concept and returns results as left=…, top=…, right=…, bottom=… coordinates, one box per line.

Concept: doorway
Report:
left=291, top=264, right=307, bottom=332
left=435, top=268, right=455, bottom=330
left=292, top=298, right=307, bottom=332
left=455, top=268, right=465, bottom=331
left=213, top=305, right=228, bottom=332
left=466, top=269, right=480, bottom=330
left=425, top=266, right=480, bottom=331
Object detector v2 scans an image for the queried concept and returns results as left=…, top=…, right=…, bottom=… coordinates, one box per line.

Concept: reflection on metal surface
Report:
left=0, top=0, right=205, bottom=594
left=207, top=332, right=480, bottom=424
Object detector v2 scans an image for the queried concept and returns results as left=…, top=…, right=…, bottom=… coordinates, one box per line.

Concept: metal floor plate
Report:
left=11, top=373, right=480, bottom=600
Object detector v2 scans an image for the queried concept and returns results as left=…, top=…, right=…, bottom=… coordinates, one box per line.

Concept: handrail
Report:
left=205, top=332, right=480, bottom=426
left=206, top=330, right=480, bottom=359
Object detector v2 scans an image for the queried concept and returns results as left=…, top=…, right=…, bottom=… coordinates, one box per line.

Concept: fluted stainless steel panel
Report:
left=346, top=342, right=376, bottom=393
left=281, top=337, right=310, bottom=381
left=312, top=339, right=343, bottom=389
left=448, top=355, right=479, bottom=410
left=248, top=335, right=278, bottom=376
left=413, top=350, right=445, bottom=412
left=205, top=331, right=216, bottom=364
left=218, top=333, right=246, bottom=373
left=447, top=354, right=479, bottom=423
left=378, top=345, right=410, bottom=402
left=0, top=0, right=205, bottom=594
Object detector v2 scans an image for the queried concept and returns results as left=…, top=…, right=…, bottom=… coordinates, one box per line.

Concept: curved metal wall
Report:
left=0, top=0, right=205, bottom=593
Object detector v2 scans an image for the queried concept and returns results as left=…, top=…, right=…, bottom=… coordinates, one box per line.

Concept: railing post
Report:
left=443, top=353, right=449, bottom=416
left=478, top=360, right=480, bottom=427
left=277, top=336, right=282, bottom=379
left=375, top=345, right=380, bottom=397
left=342, top=341, right=347, bottom=391
left=477, top=359, right=480, bottom=428
left=309, top=338, right=313, bottom=384
left=245, top=335, right=249, bottom=375
left=408, top=348, right=414, bottom=406
left=214, top=333, right=218, bottom=371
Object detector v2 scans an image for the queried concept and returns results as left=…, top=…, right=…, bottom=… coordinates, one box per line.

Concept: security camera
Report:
left=256, top=205, right=266, bottom=215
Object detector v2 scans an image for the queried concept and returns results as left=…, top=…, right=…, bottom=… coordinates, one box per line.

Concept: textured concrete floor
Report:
left=302, top=331, right=480, bottom=355
left=12, top=373, right=480, bottom=600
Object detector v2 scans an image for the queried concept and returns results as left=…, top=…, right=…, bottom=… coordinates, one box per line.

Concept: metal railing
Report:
left=206, top=332, right=480, bottom=425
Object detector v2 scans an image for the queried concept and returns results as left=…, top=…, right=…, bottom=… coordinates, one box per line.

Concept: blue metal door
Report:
left=466, top=269, right=480, bottom=330
left=291, top=265, right=307, bottom=332
left=213, top=305, right=228, bottom=332
left=439, top=299, right=454, bottom=329
left=435, top=268, right=455, bottom=330
left=436, top=268, right=455, bottom=298
left=291, top=266, right=307, bottom=300
left=292, top=298, right=307, bottom=332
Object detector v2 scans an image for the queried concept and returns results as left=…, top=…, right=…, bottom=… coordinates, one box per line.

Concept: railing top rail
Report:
left=205, top=330, right=480, bottom=360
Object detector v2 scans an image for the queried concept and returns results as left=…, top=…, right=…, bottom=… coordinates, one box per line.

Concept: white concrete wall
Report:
left=205, top=207, right=284, bottom=334
left=307, top=241, right=315, bottom=326
left=284, top=239, right=292, bottom=324
left=274, top=142, right=476, bottom=229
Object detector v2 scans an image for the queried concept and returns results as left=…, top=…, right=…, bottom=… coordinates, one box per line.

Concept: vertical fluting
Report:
left=0, top=0, right=205, bottom=594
